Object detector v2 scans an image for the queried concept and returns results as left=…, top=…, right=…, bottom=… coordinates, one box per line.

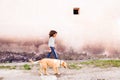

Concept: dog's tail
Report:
left=29, top=59, right=39, bottom=65
left=29, top=59, right=43, bottom=75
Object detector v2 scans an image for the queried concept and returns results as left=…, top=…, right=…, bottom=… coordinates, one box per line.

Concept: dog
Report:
left=29, top=58, right=67, bottom=75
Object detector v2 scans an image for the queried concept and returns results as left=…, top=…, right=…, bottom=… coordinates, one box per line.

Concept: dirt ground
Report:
left=0, top=62, right=120, bottom=80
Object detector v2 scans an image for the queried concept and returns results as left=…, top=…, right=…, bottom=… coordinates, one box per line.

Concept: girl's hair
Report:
left=49, top=30, right=57, bottom=37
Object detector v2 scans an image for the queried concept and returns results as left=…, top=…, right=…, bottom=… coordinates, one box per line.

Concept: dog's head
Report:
left=61, top=61, right=67, bottom=68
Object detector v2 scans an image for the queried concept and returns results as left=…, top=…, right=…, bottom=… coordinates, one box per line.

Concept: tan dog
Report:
left=29, top=58, right=67, bottom=75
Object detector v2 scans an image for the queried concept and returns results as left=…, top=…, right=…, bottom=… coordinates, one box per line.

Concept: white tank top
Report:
left=48, top=37, right=55, bottom=47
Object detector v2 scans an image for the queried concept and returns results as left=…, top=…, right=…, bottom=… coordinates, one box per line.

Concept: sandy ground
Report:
left=0, top=63, right=120, bottom=80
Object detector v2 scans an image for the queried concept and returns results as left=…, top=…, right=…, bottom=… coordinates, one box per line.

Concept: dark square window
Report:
left=73, top=8, right=80, bottom=15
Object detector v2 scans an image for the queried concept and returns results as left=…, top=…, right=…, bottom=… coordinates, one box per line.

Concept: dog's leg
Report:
left=43, top=67, right=49, bottom=75
left=56, top=67, right=60, bottom=75
left=37, top=62, right=44, bottom=76
left=38, top=66, right=43, bottom=76
left=53, top=67, right=60, bottom=75
left=42, top=64, right=49, bottom=75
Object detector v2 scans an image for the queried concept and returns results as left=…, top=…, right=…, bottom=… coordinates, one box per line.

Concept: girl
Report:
left=47, top=30, right=58, bottom=59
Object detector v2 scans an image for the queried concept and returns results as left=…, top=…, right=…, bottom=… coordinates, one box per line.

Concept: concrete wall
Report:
left=0, top=0, right=120, bottom=50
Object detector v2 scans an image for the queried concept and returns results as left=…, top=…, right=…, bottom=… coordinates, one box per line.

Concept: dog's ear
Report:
left=62, top=62, right=67, bottom=68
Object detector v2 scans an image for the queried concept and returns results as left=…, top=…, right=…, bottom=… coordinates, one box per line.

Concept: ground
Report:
left=0, top=61, right=120, bottom=80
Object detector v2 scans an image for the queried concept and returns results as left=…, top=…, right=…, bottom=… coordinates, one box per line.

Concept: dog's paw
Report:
left=39, top=73, right=43, bottom=76
left=54, top=73, right=61, bottom=75
left=38, top=71, right=43, bottom=76
left=44, top=73, right=49, bottom=75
